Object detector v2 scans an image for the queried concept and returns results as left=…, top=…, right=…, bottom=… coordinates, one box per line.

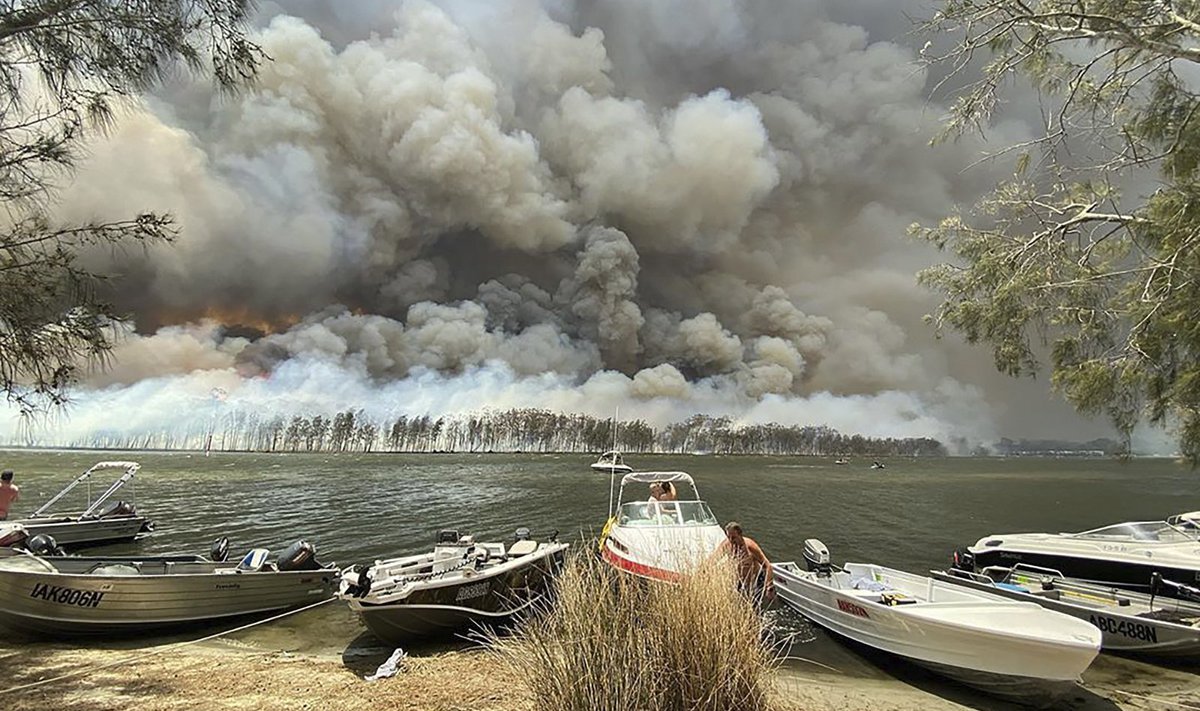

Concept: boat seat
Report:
left=236, top=548, right=270, bottom=572
left=85, top=563, right=141, bottom=576
left=509, top=540, right=538, bottom=557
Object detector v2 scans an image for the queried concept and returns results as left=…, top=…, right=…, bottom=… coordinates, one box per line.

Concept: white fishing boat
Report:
left=0, top=462, right=153, bottom=549
left=340, top=528, right=568, bottom=644
left=933, top=564, right=1200, bottom=658
left=599, top=472, right=725, bottom=581
left=961, top=511, right=1200, bottom=597
left=774, top=539, right=1101, bottom=703
left=590, top=450, right=633, bottom=474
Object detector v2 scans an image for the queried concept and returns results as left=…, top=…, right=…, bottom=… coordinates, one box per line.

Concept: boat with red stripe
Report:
left=598, top=472, right=725, bottom=581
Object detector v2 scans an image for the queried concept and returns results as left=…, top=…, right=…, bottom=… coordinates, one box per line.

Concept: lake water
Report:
left=2, top=450, right=1198, bottom=708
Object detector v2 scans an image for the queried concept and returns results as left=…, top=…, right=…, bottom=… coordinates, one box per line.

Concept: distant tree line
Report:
left=48, top=409, right=946, bottom=457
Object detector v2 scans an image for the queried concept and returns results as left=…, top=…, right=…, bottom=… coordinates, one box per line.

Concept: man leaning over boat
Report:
left=715, top=521, right=774, bottom=602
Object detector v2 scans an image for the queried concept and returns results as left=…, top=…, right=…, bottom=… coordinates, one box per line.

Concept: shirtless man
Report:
left=717, top=521, right=774, bottom=601
left=0, top=470, right=19, bottom=521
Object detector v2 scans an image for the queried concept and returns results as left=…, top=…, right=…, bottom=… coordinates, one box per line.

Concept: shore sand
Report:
left=3, top=641, right=1200, bottom=711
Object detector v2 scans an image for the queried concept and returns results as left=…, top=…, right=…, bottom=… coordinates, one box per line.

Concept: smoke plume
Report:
left=4, top=0, right=1123, bottom=449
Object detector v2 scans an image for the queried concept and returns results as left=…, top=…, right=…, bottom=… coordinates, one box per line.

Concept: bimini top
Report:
left=90, top=462, right=142, bottom=473
left=619, top=471, right=695, bottom=486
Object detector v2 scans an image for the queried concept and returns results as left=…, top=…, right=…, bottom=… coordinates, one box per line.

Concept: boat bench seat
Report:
left=509, top=540, right=538, bottom=557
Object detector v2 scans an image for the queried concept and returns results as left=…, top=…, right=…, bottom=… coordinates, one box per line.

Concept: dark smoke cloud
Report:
left=10, top=0, right=1139, bottom=448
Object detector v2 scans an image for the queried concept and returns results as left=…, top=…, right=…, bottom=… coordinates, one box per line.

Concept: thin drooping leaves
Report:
left=914, top=1, right=1200, bottom=461
left=0, top=1, right=262, bottom=414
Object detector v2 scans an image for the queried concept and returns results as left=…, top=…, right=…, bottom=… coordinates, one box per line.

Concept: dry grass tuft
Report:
left=490, top=550, right=781, bottom=711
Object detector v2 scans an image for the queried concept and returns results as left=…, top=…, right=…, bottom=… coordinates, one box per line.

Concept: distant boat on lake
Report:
left=590, top=450, right=633, bottom=474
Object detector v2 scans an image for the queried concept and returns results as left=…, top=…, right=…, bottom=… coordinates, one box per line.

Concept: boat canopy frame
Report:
left=610, top=471, right=701, bottom=518
left=31, top=461, right=141, bottom=518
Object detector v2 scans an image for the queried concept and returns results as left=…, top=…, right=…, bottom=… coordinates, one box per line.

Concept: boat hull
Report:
left=0, top=559, right=338, bottom=637
left=774, top=564, right=1098, bottom=704
left=600, top=523, right=726, bottom=582
left=347, top=546, right=566, bottom=645
left=931, top=569, right=1200, bottom=657
left=967, top=546, right=1200, bottom=598
left=11, top=516, right=151, bottom=547
left=591, top=464, right=633, bottom=474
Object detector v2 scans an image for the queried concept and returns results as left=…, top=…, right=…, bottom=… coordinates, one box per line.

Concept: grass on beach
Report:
left=489, top=550, right=783, bottom=711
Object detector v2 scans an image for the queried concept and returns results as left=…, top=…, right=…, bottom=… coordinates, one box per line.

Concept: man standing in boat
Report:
left=717, top=521, right=774, bottom=602
left=0, top=470, right=18, bottom=520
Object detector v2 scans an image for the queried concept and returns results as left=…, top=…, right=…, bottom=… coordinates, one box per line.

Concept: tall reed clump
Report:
left=489, top=550, right=781, bottom=711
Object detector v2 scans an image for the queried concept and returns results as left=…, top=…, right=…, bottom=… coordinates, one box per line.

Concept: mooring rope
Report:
left=1084, top=684, right=1200, bottom=711
left=0, top=596, right=338, bottom=697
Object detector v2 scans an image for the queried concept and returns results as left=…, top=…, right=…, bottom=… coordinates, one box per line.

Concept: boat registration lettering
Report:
left=1089, top=614, right=1157, bottom=643
left=29, top=583, right=105, bottom=608
left=836, top=599, right=870, bottom=618
left=455, top=582, right=489, bottom=602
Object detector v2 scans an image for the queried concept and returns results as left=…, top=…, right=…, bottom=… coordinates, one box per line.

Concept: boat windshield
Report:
left=1074, top=521, right=1199, bottom=543
left=618, top=501, right=718, bottom=527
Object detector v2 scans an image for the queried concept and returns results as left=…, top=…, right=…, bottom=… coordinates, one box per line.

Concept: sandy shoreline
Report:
left=3, top=640, right=1199, bottom=711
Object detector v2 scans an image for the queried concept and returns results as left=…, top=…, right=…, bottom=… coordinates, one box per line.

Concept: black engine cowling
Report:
left=210, top=536, right=230, bottom=562
left=344, top=565, right=372, bottom=598
left=277, top=539, right=319, bottom=572
left=27, top=534, right=63, bottom=556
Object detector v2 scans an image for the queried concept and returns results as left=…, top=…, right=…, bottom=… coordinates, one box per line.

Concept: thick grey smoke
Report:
left=4, top=0, right=1136, bottom=448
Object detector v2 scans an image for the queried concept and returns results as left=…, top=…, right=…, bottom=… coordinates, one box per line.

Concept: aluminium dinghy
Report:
left=340, top=528, right=568, bottom=644
left=0, top=536, right=339, bottom=637
left=0, top=462, right=152, bottom=549
left=774, top=539, right=1101, bottom=704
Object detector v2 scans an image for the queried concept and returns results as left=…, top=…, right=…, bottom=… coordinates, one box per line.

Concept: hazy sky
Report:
left=11, top=0, right=1156, bottom=450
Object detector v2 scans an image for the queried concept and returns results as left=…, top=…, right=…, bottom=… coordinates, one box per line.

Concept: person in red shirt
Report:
left=0, top=470, right=19, bottom=520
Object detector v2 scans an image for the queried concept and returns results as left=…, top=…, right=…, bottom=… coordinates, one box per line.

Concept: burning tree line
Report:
left=63, top=409, right=945, bottom=457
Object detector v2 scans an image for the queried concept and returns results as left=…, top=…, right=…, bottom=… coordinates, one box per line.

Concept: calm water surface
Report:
left=2, top=450, right=1197, bottom=706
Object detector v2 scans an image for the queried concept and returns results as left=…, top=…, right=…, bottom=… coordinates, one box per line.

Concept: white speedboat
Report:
left=961, top=512, right=1200, bottom=597
left=933, top=564, right=1200, bottom=658
left=340, top=528, right=568, bottom=644
left=590, top=450, right=633, bottom=474
left=0, top=462, right=153, bottom=549
left=599, top=472, right=725, bottom=581
left=775, top=540, right=1101, bottom=703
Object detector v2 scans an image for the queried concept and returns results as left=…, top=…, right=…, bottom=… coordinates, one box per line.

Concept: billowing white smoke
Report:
left=3, top=0, right=1039, bottom=448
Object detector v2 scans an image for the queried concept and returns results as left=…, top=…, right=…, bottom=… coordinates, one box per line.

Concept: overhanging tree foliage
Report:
left=914, top=0, right=1200, bottom=460
left=0, top=1, right=262, bottom=414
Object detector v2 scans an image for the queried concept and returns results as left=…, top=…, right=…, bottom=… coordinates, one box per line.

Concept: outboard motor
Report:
left=951, top=548, right=975, bottom=572
left=98, top=500, right=135, bottom=519
left=27, top=534, right=63, bottom=557
left=276, top=540, right=320, bottom=572
left=344, top=565, right=373, bottom=598
left=803, top=538, right=832, bottom=576
left=0, top=524, right=28, bottom=549
left=514, top=527, right=531, bottom=541
left=436, top=529, right=461, bottom=545
left=210, top=536, right=230, bottom=562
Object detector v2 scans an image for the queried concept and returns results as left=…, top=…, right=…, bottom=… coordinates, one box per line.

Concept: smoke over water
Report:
left=5, top=0, right=1046, bottom=449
